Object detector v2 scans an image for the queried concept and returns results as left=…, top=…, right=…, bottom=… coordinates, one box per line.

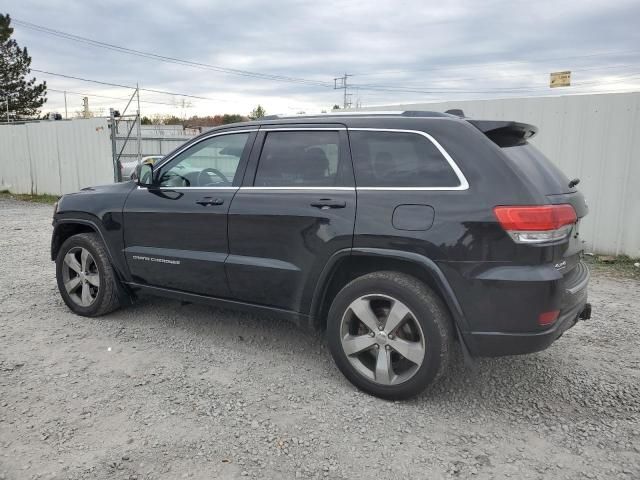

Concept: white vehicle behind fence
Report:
left=121, top=155, right=163, bottom=181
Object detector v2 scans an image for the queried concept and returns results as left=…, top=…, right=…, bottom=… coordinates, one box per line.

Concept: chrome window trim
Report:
left=260, top=127, right=346, bottom=131
left=153, top=129, right=259, bottom=172
left=251, top=128, right=346, bottom=189
left=143, top=127, right=468, bottom=192
left=348, top=128, right=469, bottom=191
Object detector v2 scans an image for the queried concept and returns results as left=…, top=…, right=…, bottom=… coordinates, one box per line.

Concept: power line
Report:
left=13, top=18, right=333, bottom=88
left=32, top=69, right=228, bottom=101
left=350, top=72, right=640, bottom=95
left=15, top=18, right=640, bottom=102
left=357, top=82, right=640, bottom=100
left=359, top=63, right=640, bottom=86
left=47, top=88, right=179, bottom=106
left=352, top=49, right=640, bottom=77
left=35, top=66, right=640, bottom=104
left=36, top=66, right=640, bottom=102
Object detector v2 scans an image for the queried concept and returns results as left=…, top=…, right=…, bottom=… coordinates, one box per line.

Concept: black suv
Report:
left=52, top=111, right=591, bottom=399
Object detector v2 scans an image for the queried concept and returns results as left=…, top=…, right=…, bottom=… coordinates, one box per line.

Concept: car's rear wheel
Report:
left=327, top=271, right=453, bottom=400
left=56, top=232, right=121, bottom=317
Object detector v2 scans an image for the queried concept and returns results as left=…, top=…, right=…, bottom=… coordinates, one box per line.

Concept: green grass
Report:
left=0, top=190, right=60, bottom=204
left=584, top=254, right=640, bottom=280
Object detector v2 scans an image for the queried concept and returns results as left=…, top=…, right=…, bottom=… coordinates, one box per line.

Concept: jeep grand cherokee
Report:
left=51, top=111, right=591, bottom=399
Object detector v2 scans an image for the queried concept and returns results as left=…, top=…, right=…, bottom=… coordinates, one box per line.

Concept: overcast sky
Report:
left=3, top=0, right=640, bottom=118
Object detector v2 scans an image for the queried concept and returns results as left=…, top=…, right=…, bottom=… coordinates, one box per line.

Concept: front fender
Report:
left=52, top=213, right=131, bottom=283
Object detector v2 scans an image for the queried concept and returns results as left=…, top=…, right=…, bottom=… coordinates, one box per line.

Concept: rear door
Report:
left=226, top=125, right=356, bottom=313
left=122, top=129, right=257, bottom=297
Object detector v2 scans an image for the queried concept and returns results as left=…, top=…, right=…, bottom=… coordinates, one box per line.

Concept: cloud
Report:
left=5, top=0, right=640, bottom=116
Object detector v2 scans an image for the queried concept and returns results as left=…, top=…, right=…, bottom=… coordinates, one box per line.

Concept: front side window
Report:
left=158, top=133, right=249, bottom=187
left=254, top=131, right=342, bottom=187
left=349, top=130, right=461, bottom=188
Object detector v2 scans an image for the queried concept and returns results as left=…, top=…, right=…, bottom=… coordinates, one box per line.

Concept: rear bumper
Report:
left=464, top=294, right=590, bottom=357
left=439, top=260, right=591, bottom=357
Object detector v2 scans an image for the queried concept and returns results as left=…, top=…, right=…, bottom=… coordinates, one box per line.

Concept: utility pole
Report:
left=64, top=91, right=68, bottom=119
left=334, top=73, right=352, bottom=109
left=5, top=97, right=8, bottom=123
left=82, top=96, right=89, bottom=118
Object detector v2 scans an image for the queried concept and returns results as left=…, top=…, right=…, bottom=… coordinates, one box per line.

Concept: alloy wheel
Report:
left=340, top=294, right=425, bottom=385
left=61, top=247, right=100, bottom=307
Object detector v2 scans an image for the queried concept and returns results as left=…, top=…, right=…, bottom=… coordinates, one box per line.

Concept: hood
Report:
left=57, top=181, right=136, bottom=216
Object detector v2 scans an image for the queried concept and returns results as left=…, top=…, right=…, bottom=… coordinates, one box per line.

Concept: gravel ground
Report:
left=1, top=198, right=639, bottom=480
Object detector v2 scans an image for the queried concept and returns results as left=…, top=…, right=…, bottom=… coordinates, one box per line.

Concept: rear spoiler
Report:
left=468, top=120, right=538, bottom=147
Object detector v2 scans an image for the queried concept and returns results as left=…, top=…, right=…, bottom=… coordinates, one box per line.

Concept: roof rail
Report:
left=260, top=110, right=457, bottom=120
left=401, top=111, right=458, bottom=118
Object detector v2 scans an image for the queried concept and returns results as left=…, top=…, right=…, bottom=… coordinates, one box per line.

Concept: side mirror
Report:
left=136, top=163, right=155, bottom=187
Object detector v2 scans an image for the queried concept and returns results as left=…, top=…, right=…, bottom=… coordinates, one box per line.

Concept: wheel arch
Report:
left=310, top=248, right=468, bottom=335
left=51, top=221, right=98, bottom=261
left=51, top=219, right=112, bottom=260
left=52, top=218, right=134, bottom=304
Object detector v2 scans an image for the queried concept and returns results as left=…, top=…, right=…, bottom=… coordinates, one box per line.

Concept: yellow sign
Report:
left=550, top=71, right=571, bottom=88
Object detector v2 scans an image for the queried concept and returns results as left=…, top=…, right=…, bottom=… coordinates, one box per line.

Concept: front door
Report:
left=122, top=129, right=257, bottom=297
left=226, top=126, right=356, bottom=313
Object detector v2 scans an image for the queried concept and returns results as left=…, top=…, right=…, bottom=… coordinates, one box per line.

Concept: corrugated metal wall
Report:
left=354, top=92, right=640, bottom=257
left=0, top=118, right=114, bottom=196
left=0, top=118, right=198, bottom=195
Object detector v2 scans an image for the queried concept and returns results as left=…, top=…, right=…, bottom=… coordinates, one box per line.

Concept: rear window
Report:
left=349, top=130, right=461, bottom=188
left=502, top=143, right=574, bottom=195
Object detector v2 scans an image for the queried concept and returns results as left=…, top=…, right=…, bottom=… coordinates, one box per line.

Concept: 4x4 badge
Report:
left=554, top=260, right=567, bottom=269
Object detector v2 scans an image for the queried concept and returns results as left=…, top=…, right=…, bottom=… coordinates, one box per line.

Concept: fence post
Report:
left=109, top=109, right=121, bottom=182
left=136, top=84, right=142, bottom=166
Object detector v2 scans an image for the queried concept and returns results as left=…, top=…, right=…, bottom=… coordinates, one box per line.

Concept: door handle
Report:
left=196, top=197, right=224, bottom=206
left=310, top=199, right=347, bottom=209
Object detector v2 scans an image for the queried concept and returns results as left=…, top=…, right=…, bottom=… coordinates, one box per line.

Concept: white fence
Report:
left=353, top=92, right=640, bottom=257
left=0, top=118, right=198, bottom=195
left=0, top=118, right=114, bottom=196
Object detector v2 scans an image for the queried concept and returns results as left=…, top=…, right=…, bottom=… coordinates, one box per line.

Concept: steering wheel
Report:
left=197, top=168, right=230, bottom=186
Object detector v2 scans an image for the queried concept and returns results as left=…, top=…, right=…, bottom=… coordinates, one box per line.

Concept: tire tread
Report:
left=56, top=232, right=121, bottom=317
left=327, top=270, right=454, bottom=399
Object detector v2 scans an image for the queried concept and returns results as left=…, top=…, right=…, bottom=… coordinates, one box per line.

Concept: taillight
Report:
left=494, top=204, right=577, bottom=244
left=538, top=310, right=560, bottom=326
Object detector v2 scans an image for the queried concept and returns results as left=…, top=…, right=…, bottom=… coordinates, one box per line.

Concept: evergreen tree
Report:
left=249, top=104, right=266, bottom=120
left=0, top=14, right=47, bottom=120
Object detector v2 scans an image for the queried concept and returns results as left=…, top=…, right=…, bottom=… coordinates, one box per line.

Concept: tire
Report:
left=327, top=271, right=453, bottom=400
left=55, top=232, right=121, bottom=317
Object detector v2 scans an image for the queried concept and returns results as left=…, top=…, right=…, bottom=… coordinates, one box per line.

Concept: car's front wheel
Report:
left=327, top=271, right=453, bottom=400
left=55, top=232, right=121, bottom=317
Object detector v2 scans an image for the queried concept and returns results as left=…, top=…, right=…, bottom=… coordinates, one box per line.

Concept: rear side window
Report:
left=254, top=131, right=345, bottom=187
left=349, top=130, right=461, bottom=188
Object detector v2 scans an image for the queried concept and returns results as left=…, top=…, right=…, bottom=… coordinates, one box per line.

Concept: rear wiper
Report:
left=568, top=178, right=580, bottom=188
